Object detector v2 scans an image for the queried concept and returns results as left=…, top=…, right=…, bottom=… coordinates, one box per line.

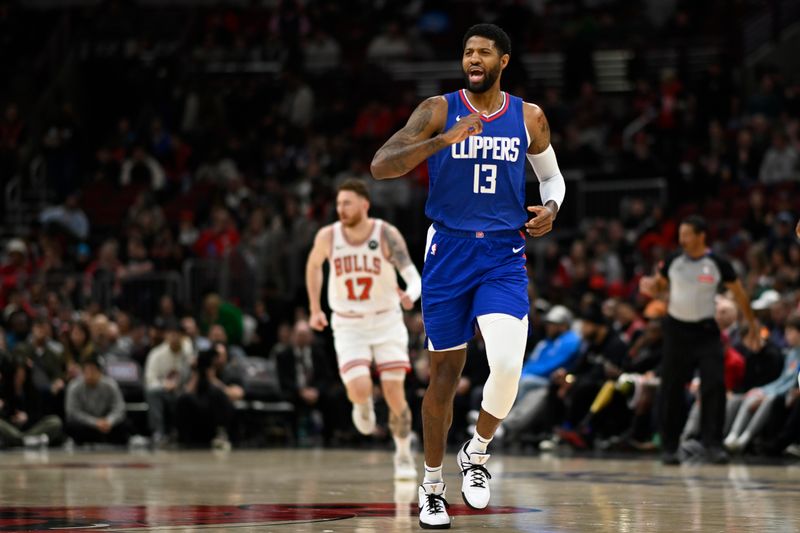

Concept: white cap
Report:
left=751, top=289, right=780, bottom=311
left=544, top=305, right=573, bottom=325
left=6, top=238, right=26, bottom=255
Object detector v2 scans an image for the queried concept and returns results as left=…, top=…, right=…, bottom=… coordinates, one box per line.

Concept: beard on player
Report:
left=463, top=62, right=501, bottom=93
left=338, top=209, right=365, bottom=228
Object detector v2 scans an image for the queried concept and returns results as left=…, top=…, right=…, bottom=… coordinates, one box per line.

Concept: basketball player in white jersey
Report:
left=306, top=178, right=422, bottom=480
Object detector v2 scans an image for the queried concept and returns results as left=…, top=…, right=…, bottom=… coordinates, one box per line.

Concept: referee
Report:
left=639, top=215, right=760, bottom=465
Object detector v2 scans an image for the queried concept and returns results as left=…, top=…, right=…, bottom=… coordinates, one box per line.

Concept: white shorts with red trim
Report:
left=331, top=307, right=410, bottom=380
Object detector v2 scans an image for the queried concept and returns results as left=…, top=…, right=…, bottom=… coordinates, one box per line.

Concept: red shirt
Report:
left=192, top=228, right=241, bottom=258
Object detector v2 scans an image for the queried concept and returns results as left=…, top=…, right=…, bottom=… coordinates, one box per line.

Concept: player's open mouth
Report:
left=468, top=67, right=485, bottom=83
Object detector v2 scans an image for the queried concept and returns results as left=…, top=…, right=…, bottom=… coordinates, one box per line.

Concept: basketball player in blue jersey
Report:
left=371, top=23, right=566, bottom=529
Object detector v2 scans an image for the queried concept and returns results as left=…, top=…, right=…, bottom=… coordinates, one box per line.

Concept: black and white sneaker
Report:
left=418, top=482, right=451, bottom=529
left=456, top=441, right=492, bottom=509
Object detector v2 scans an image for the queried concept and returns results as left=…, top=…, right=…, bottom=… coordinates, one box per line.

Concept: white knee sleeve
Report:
left=340, top=364, right=371, bottom=383
left=380, top=369, right=406, bottom=382
left=477, top=313, right=529, bottom=419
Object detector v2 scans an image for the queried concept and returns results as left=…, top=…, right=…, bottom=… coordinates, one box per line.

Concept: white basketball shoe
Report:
left=456, top=441, right=492, bottom=509
left=418, top=481, right=451, bottom=529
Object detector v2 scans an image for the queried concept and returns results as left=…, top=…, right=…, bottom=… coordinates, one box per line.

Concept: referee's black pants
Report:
left=660, top=316, right=725, bottom=453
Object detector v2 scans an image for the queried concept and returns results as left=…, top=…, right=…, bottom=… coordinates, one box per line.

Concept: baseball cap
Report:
left=544, top=305, right=573, bottom=325
left=6, top=239, right=26, bottom=255
left=751, top=289, right=780, bottom=311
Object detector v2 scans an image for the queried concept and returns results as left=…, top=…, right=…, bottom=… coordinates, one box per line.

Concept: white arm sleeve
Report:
left=399, top=264, right=422, bottom=303
left=526, top=144, right=565, bottom=209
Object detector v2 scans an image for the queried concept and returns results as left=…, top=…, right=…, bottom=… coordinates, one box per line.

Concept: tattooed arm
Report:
left=523, top=103, right=564, bottom=237
left=371, top=95, right=484, bottom=179
left=381, top=222, right=421, bottom=308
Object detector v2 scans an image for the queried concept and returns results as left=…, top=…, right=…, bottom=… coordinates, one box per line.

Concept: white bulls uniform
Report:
left=328, top=219, right=411, bottom=378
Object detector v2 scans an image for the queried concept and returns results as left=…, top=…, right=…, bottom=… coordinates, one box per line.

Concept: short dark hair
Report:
left=681, top=215, right=707, bottom=234
left=463, top=23, right=512, bottom=56
left=787, top=313, right=800, bottom=333
left=337, top=178, right=370, bottom=201
left=81, top=354, right=104, bottom=371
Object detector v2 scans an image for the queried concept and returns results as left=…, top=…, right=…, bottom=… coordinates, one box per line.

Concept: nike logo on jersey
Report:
left=512, top=245, right=525, bottom=254
left=455, top=115, right=461, bottom=122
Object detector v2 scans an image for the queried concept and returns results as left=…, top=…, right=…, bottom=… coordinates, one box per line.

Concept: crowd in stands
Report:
left=0, top=1, right=799, bottom=457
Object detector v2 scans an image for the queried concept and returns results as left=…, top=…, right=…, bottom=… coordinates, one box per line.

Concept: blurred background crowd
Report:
left=1, top=0, right=799, bottom=456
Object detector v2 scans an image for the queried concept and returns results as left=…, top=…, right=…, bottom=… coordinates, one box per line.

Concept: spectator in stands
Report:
left=120, top=145, right=166, bottom=190
left=200, top=293, right=243, bottom=346
left=562, top=302, right=666, bottom=450
left=725, top=314, right=800, bottom=453
left=302, top=29, right=341, bottom=74
left=1, top=239, right=32, bottom=298
left=206, top=327, right=246, bottom=401
left=553, top=303, right=628, bottom=448
left=120, top=236, right=154, bottom=280
left=366, top=22, right=412, bottom=62
left=0, top=353, right=63, bottom=448
left=759, top=131, right=799, bottom=185
left=752, top=289, right=787, bottom=349
left=178, top=211, right=199, bottom=250
left=65, top=355, right=129, bottom=445
left=3, top=309, right=30, bottom=352
left=192, top=206, right=240, bottom=259
left=84, top=239, right=123, bottom=303
left=276, top=319, right=342, bottom=442
left=144, top=318, right=193, bottom=445
left=175, top=347, right=234, bottom=450
left=614, top=300, right=645, bottom=345
left=762, top=384, right=800, bottom=457
left=181, top=315, right=210, bottom=354
left=13, top=317, right=65, bottom=414
left=39, top=192, right=89, bottom=242
left=280, top=70, right=314, bottom=130
left=155, top=295, right=179, bottom=330
left=63, top=321, right=94, bottom=374
left=503, top=306, right=581, bottom=442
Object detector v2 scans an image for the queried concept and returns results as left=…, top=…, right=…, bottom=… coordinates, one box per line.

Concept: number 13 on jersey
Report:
left=473, top=164, right=497, bottom=194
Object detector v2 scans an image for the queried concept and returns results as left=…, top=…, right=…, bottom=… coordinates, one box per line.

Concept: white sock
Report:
left=467, top=432, right=492, bottom=455
left=423, top=463, right=443, bottom=484
left=354, top=397, right=373, bottom=416
left=394, top=434, right=412, bottom=457
left=738, top=432, right=751, bottom=447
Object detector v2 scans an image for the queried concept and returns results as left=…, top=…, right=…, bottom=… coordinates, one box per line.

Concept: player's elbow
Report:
left=370, top=153, right=403, bottom=180
left=370, top=157, right=391, bottom=180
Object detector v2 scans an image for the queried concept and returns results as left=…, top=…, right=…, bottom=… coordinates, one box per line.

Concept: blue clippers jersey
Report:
left=426, top=90, right=529, bottom=232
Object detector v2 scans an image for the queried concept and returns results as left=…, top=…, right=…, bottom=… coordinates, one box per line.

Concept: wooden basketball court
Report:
left=0, top=448, right=798, bottom=531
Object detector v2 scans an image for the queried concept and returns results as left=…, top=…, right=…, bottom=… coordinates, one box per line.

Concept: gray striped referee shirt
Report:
left=660, top=251, right=737, bottom=322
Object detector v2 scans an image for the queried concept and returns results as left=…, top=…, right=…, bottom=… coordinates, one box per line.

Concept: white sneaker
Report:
left=456, top=441, right=491, bottom=509
left=394, top=452, right=417, bottom=480
left=724, top=434, right=740, bottom=453
left=212, top=434, right=232, bottom=452
left=351, top=404, right=376, bottom=435
left=23, top=435, right=45, bottom=448
left=785, top=444, right=800, bottom=458
left=418, top=482, right=451, bottom=529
